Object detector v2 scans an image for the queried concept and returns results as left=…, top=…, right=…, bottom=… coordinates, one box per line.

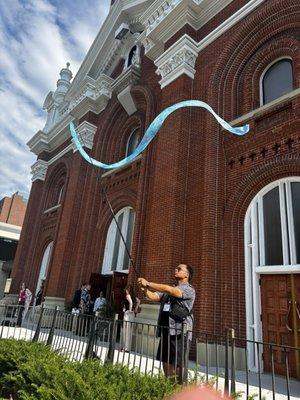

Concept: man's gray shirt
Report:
left=158, top=282, right=195, bottom=337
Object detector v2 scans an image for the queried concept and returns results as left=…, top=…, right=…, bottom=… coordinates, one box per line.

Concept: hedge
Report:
left=0, top=339, right=178, bottom=400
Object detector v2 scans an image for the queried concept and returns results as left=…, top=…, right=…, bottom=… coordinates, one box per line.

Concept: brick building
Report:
left=0, top=192, right=27, bottom=298
left=9, top=0, right=300, bottom=374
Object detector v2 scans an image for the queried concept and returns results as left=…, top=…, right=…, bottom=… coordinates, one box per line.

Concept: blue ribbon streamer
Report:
left=70, top=100, right=249, bottom=170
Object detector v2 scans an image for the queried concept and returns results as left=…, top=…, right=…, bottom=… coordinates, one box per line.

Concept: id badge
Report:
left=163, top=303, right=170, bottom=312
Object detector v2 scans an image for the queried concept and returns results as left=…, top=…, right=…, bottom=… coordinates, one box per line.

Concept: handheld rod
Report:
left=74, top=128, right=139, bottom=278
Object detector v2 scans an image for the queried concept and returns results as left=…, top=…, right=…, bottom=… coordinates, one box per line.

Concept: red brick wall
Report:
left=11, top=0, right=300, bottom=338
left=0, top=194, right=27, bottom=226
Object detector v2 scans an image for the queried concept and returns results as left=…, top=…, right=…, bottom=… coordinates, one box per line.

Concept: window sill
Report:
left=230, top=87, right=300, bottom=126
left=43, top=204, right=61, bottom=214
left=101, top=269, right=129, bottom=275
left=256, top=265, right=300, bottom=274
left=101, top=154, right=142, bottom=178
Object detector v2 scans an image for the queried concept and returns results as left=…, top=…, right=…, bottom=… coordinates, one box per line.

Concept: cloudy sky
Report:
left=0, top=0, right=110, bottom=200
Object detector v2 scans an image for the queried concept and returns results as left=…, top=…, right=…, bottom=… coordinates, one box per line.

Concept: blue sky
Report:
left=0, top=0, right=110, bottom=199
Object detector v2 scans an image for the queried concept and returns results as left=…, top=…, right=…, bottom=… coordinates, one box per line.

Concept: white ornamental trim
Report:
left=111, top=65, right=141, bottom=95
left=155, top=34, right=198, bottom=88
left=31, top=160, right=48, bottom=182
left=72, top=121, right=97, bottom=152
left=64, top=74, right=113, bottom=118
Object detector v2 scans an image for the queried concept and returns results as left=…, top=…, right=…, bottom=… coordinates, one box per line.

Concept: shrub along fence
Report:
left=0, top=304, right=299, bottom=400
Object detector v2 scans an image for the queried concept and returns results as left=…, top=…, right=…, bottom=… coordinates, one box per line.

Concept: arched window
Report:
left=127, top=45, right=137, bottom=68
left=261, top=59, right=293, bottom=105
left=102, top=207, right=135, bottom=274
left=125, top=128, right=140, bottom=157
left=57, top=184, right=64, bottom=205
left=245, top=178, right=300, bottom=370
left=35, top=241, right=53, bottom=297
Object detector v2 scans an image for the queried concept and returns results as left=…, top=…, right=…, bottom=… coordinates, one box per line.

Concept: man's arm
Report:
left=138, top=278, right=182, bottom=299
left=142, top=288, right=160, bottom=302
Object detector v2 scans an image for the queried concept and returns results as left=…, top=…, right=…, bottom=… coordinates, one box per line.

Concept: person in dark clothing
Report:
left=35, top=281, right=45, bottom=306
left=138, top=264, right=195, bottom=380
left=72, top=283, right=86, bottom=309
left=16, top=282, right=26, bottom=327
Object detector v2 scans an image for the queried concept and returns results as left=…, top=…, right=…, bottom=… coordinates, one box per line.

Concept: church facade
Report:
left=10, top=0, right=300, bottom=374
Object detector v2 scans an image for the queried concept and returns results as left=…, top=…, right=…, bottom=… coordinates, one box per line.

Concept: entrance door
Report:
left=111, top=271, right=128, bottom=318
left=89, top=273, right=111, bottom=302
left=261, top=274, right=300, bottom=377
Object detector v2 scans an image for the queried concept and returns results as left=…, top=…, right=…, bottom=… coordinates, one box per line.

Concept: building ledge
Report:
left=230, top=88, right=300, bottom=127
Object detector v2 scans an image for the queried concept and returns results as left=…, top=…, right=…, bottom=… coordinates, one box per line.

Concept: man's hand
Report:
left=138, top=277, right=148, bottom=288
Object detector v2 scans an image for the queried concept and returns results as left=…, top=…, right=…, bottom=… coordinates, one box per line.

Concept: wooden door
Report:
left=111, top=271, right=128, bottom=319
left=261, top=274, right=300, bottom=377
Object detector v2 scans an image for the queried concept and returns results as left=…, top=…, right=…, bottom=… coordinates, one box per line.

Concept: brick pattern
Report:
left=11, top=0, right=300, bottom=338
left=0, top=194, right=27, bottom=226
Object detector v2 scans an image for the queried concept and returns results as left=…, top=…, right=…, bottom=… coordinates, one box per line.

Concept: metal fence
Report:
left=0, top=304, right=299, bottom=399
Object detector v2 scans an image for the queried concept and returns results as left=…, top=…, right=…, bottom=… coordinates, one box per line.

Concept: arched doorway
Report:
left=245, top=178, right=300, bottom=375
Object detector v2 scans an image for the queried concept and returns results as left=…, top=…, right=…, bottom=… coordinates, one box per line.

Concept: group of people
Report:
left=72, top=283, right=107, bottom=316
left=71, top=264, right=195, bottom=380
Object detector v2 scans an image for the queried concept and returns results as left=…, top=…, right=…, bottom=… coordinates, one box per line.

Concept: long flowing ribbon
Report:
left=70, top=100, right=249, bottom=170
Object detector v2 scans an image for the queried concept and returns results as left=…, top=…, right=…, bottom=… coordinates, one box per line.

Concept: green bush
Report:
left=0, top=339, right=178, bottom=400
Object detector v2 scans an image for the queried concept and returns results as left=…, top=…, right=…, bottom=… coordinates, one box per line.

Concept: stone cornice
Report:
left=30, top=121, right=97, bottom=182
left=112, top=65, right=141, bottom=95
left=31, top=159, right=48, bottom=182
left=155, top=34, right=198, bottom=88
left=153, top=0, right=266, bottom=87
left=141, top=0, right=265, bottom=61
left=71, top=121, right=98, bottom=151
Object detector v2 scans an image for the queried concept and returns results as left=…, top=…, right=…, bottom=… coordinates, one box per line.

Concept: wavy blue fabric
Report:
left=70, top=100, right=249, bottom=170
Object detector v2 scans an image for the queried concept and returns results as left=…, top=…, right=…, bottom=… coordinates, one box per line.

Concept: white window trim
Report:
left=259, top=57, right=293, bottom=106
left=35, top=241, right=53, bottom=297
left=102, top=207, right=135, bottom=275
left=125, top=128, right=139, bottom=157
left=245, top=177, right=300, bottom=371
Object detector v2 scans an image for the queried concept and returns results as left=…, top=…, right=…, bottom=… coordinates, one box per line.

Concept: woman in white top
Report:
left=121, top=285, right=140, bottom=352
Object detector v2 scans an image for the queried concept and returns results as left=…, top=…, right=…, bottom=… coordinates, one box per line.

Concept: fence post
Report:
left=32, top=304, right=45, bottom=342
left=46, top=306, right=59, bottom=346
left=224, top=328, right=229, bottom=395
left=230, top=328, right=236, bottom=396
left=85, top=316, right=96, bottom=359
left=105, top=313, right=118, bottom=364
left=179, top=322, right=188, bottom=384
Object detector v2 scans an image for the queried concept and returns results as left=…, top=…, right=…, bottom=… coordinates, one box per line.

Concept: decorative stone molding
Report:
left=140, top=0, right=265, bottom=61
left=31, top=159, right=48, bottom=182
left=72, top=121, right=97, bottom=151
left=155, top=34, right=198, bottom=88
left=66, top=74, right=113, bottom=118
left=111, top=65, right=141, bottom=95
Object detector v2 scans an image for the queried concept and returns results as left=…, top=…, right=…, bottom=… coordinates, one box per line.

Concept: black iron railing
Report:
left=0, top=304, right=299, bottom=399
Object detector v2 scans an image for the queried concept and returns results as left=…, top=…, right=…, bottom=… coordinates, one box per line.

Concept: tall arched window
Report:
left=35, top=241, right=53, bottom=297
left=125, top=128, right=140, bottom=157
left=57, top=184, right=64, bottom=205
left=245, top=178, right=300, bottom=370
left=102, top=207, right=135, bottom=274
left=127, top=45, right=137, bottom=68
left=261, top=59, right=293, bottom=105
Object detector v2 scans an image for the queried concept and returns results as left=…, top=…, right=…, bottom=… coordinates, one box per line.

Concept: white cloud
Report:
left=0, top=0, right=110, bottom=199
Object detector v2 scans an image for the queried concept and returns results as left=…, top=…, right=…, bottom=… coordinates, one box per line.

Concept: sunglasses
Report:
left=175, top=266, right=186, bottom=272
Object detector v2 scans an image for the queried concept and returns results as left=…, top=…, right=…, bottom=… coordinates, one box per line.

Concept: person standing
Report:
left=72, top=283, right=85, bottom=311
left=23, top=287, right=33, bottom=320
left=93, top=291, right=106, bottom=314
left=79, top=283, right=91, bottom=315
left=16, top=282, right=26, bottom=327
left=121, top=285, right=140, bottom=352
left=35, top=281, right=45, bottom=306
left=138, top=264, right=195, bottom=380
